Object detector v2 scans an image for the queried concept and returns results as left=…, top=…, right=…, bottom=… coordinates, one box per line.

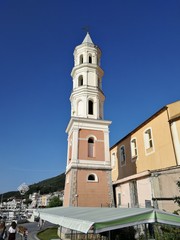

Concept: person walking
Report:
left=8, top=221, right=17, bottom=240
left=0, top=221, right=7, bottom=240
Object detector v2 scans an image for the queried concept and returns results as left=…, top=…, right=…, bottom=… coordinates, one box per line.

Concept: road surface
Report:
left=15, top=221, right=57, bottom=240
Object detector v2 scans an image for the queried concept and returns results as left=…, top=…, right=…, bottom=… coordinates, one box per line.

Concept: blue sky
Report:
left=0, top=0, right=180, bottom=194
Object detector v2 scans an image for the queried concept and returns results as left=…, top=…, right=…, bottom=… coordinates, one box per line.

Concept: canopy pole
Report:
left=108, top=230, right=111, bottom=240
left=60, top=226, right=62, bottom=239
left=144, top=224, right=148, bottom=240
left=70, top=230, right=73, bottom=240
left=75, top=230, right=76, bottom=240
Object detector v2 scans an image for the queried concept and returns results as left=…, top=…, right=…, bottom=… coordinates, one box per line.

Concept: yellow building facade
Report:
left=110, top=101, right=180, bottom=212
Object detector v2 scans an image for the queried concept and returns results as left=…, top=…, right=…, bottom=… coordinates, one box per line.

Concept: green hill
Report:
left=0, top=173, right=65, bottom=202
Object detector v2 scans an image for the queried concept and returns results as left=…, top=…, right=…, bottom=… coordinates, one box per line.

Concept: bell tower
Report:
left=63, top=33, right=114, bottom=207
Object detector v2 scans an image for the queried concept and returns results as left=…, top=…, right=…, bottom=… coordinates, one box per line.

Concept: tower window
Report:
left=78, top=75, right=83, bottom=86
left=88, top=137, right=94, bottom=157
left=87, top=173, right=98, bottom=182
left=89, top=55, right=92, bottom=63
left=88, top=100, right=93, bottom=115
left=88, top=174, right=95, bottom=181
left=80, top=54, right=83, bottom=64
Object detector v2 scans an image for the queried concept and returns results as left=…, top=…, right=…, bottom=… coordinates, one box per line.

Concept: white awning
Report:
left=38, top=207, right=180, bottom=234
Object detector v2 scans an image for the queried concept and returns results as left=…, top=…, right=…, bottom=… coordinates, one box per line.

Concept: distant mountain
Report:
left=0, top=173, right=65, bottom=202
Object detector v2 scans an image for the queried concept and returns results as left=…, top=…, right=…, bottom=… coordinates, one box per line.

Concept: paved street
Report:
left=15, top=221, right=57, bottom=240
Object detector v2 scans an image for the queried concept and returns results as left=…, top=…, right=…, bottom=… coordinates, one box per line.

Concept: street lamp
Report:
left=17, top=183, right=29, bottom=214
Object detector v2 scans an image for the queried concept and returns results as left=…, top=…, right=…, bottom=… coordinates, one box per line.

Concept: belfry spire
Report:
left=82, top=32, right=93, bottom=44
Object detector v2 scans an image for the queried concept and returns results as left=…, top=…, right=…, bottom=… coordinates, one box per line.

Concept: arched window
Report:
left=87, top=173, right=98, bottom=182
left=88, top=137, right=94, bottom=157
left=130, top=138, right=138, bottom=160
left=78, top=75, right=83, bottom=86
left=119, top=145, right=126, bottom=166
left=144, top=128, right=154, bottom=155
left=88, top=174, right=95, bottom=181
left=88, top=100, right=93, bottom=115
left=89, top=55, right=92, bottom=63
left=80, top=55, right=83, bottom=64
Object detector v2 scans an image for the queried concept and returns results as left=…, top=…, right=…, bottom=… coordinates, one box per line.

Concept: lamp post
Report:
left=17, top=183, right=29, bottom=215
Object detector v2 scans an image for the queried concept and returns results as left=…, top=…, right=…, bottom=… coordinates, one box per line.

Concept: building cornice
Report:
left=66, top=117, right=111, bottom=133
left=113, top=165, right=180, bottom=186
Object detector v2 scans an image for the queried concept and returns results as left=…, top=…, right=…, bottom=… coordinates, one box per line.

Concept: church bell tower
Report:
left=63, top=33, right=113, bottom=207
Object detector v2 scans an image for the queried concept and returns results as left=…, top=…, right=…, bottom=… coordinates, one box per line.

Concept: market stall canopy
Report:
left=38, top=207, right=180, bottom=234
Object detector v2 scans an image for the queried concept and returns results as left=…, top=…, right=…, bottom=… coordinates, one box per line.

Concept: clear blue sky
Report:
left=0, top=0, right=180, bottom=194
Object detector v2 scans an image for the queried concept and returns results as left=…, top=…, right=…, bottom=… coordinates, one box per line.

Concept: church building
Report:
left=63, top=33, right=114, bottom=207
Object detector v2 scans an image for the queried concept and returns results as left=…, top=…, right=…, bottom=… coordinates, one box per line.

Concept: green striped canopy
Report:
left=39, top=207, right=180, bottom=234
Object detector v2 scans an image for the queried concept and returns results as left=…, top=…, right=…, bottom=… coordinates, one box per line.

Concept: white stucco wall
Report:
left=137, top=178, right=152, bottom=207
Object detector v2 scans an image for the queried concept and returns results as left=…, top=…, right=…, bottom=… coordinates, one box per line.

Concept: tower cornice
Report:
left=66, top=117, right=111, bottom=134
left=66, top=163, right=112, bottom=174
left=71, top=63, right=104, bottom=78
left=70, top=86, right=105, bottom=100
left=74, top=43, right=102, bottom=54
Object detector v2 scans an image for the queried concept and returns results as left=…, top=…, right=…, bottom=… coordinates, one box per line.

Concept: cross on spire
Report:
left=82, top=26, right=90, bottom=33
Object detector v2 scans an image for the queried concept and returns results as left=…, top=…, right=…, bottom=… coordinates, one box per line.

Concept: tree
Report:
left=48, top=196, right=62, bottom=208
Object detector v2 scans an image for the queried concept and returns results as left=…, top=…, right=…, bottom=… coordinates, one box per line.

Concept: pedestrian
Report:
left=23, top=229, right=28, bottom=240
left=17, top=226, right=28, bottom=240
left=0, top=221, right=7, bottom=240
left=38, top=218, right=45, bottom=229
left=8, top=221, right=17, bottom=240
